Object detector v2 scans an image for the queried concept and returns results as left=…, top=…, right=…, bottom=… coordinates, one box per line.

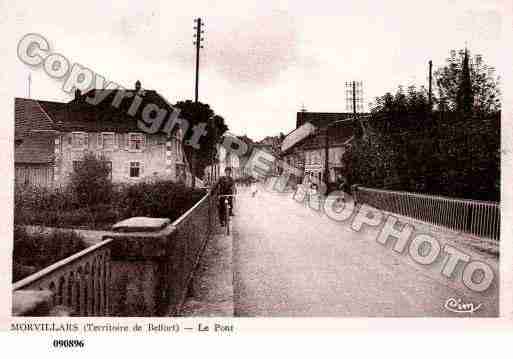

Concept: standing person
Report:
left=250, top=177, right=258, bottom=197
left=302, top=173, right=311, bottom=207
left=218, top=167, right=235, bottom=226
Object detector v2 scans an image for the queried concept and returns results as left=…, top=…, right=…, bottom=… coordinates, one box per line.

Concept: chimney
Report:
left=74, top=88, right=81, bottom=101
left=135, top=80, right=141, bottom=91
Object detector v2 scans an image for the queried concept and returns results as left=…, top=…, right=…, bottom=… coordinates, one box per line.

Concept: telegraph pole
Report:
left=345, top=81, right=363, bottom=114
left=352, top=81, right=357, bottom=116
left=193, top=18, right=204, bottom=103
left=428, top=60, right=433, bottom=108
left=28, top=73, right=31, bottom=98
left=191, top=18, right=204, bottom=188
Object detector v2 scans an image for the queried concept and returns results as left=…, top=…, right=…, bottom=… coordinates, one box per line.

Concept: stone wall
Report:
left=12, top=187, right=218, bottom=317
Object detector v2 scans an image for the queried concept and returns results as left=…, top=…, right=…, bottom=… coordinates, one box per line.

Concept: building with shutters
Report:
left=14, top=81, right=192, bottom=187
left=280, top=111, right=360, bottom=186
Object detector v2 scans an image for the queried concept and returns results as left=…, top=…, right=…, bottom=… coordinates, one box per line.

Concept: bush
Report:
left=13, top=226, right=87, bottom=282
left=15, top=180, right=206, bottom=229
left=116, top=180, right=206, bottom=220
left=69, top=152, right=113, bottom=207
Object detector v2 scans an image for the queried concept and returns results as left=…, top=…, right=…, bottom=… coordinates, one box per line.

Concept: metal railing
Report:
left=354, top=186, right=500, bottom=241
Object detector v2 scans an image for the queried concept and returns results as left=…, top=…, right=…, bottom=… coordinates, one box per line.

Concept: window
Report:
left=130, top=162, right=140, bottom=178
left=102, top=133, right=115, bottom=149
left=129, top=133, right=145, bottom=151
left=72, top=132, right=87, bottom=149
left=73, top=160, right=82, bottom=172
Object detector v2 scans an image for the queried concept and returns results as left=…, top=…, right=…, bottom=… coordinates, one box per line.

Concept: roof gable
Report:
left=296, top=112, right=366, bottom=128
left=15, top=98, right=55, bottom=140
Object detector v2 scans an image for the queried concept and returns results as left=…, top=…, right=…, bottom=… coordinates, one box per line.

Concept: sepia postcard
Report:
left=0, top=0, right=512, bottom=352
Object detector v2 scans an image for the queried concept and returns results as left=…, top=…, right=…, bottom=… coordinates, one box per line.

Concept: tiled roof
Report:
left=14, top=88, right=178, bottom=163
left=39, top=89, right=179, bottom=133
left=282, top=120, right=354, bottom=154
left=14, top=98, right=55, bottom=140
left=15, top=98, right=56, bottom=164
left=296, top=112, right=368, bottom=128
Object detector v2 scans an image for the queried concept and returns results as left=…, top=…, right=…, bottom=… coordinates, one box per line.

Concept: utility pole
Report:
left=428, top=60, right=433, bottom=108
left=324, top=81, right=356, bottom=190
left=345, top=81, right=363, bottom=114
left=28, top=73, right=31, bottom=98
left=352, top=81, right=357, bottom=116
left=324, top=124, right=329, bottom=189
left=211, top=116, right=217, bottom=183
left=191, top=18, right=204, bottom=188
left=194, top=17, right=204, bottom=103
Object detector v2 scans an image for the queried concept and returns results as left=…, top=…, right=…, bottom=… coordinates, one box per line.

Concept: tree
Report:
left=456, top=49, right=474, bottom=116
left=350, top=80, right=500, bottom=201
left=173, top=100, right=229, bottom=183
left=370, top=85, right=430, bottom=116
left=70, top=153, right=113, bottom=226
left=353, top=86, right=437, bottom=191
left=434, top=49, right=500, bottom=114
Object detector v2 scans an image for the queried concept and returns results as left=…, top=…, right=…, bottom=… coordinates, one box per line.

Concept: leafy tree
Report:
left=173, top=100, right=229, bottom=184
left=370, top=85, right=430, bottom=116
left=69, top=153, right=113, bottom=226
left=434, top=49, right=500, bottom=114
left=348, top=81, right=500, bottom=201
left=456, top=49, right=474, bottom=116
left=70, top=152, right=112, bottom=206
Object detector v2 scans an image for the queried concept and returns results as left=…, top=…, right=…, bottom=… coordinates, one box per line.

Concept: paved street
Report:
left=226, top=185, right=498, bottom=317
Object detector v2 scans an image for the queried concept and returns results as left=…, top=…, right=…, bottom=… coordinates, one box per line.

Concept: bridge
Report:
left=13, top=180, right=499, bottom=317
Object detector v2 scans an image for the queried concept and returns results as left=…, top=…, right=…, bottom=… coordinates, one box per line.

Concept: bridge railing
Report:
left=353, top=186, right=500, bottom=241
left=13, top=184, right=219, bottom=316
left=13, top=238, right=114, bottom=316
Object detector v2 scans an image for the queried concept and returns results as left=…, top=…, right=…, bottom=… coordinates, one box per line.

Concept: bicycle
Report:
left=218, top=194, right=236, bottom=235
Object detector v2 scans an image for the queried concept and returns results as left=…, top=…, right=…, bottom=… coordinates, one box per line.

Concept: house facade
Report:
left=15, top=82, right=192, bottom=187
left=280, top=111, right=358, bottom=186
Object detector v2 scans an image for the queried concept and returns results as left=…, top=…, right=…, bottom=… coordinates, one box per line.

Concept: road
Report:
left=228, top=184, right=498, bottom=317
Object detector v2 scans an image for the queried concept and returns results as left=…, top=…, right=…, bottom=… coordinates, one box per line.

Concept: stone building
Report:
left=15, top=82, right=192, bottom=187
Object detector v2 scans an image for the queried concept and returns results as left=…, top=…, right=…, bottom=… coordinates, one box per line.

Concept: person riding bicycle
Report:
left=218, top=167, right=235, bottom=226
left=335, top=174, right=347, bottom=201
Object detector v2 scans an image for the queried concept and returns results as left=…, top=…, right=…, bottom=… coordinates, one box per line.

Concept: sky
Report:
left=3, top=0, right=508, bottom=141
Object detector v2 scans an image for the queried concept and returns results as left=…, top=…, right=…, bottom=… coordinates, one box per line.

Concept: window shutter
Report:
left=96, top=133, right=102, bottom=149
left=141, top=134, right=146, bottom=150
left=140, top=162, right=145, bottom=177
left=84, top=133, right=89, bottom=148
left=115, top=133, right=121, bottom=149
left=125, top=133, right=130, bottom=150
left=125, top=161, right=130, bottom=178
